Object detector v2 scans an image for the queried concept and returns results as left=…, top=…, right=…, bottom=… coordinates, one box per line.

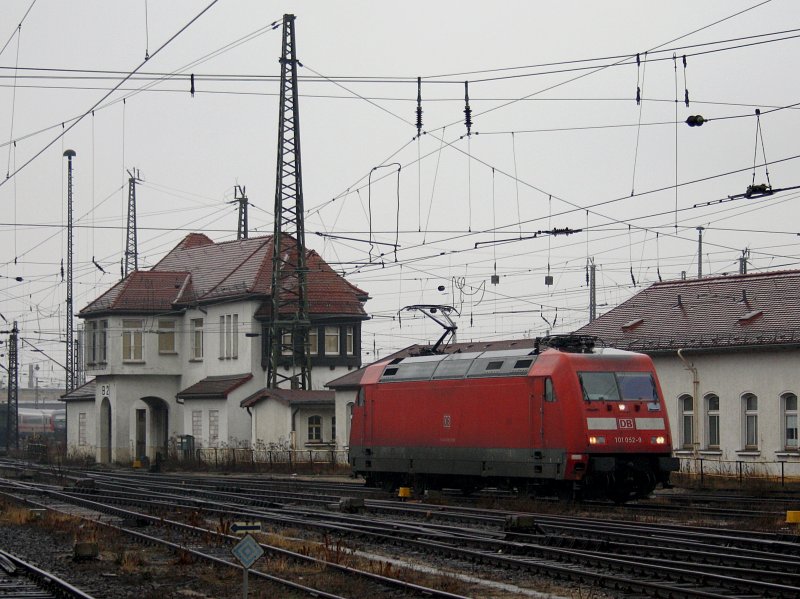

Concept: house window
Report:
left=78, top=412, right=87, bottom=446
left=191, top=318, right=203, bottom=360
left=85, top=320, right=108, bottom=364
left=783, top=393, right=798, bottom=451
left=331, top=415, right=336, bottom=441
left=743, top=393, right=758, bottom=450
left=158, top=320, right=176, bottom=353
left=122, top=319, right=143, bottom=361
left=192, top=410, right=203, bottom=443
left=308, top=327, right=318, bottom=355
left=281, top=330, right=293, bottom=356
left=345, top=326, right=354, bottom=355
left=324, top=326, right=339, bottom=355
left=219, top=314, right=238, bottom=359
left=85, top=321, right=95, bottom=364
left=308, top=415, right=322, bottom=442
left=679, top=394, right=693, bottom=449
left=209, top=410, right=219, bottom=447
left=705, top=394, right=720, bottom=449
left=98, top=320, right=107, bottom=362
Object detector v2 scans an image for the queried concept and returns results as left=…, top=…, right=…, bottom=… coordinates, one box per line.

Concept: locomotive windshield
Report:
left=579, top=371, right=659, bottom=401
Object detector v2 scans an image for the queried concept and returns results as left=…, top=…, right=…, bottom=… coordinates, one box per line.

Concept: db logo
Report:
left=618, top=418, right=634, bottom=429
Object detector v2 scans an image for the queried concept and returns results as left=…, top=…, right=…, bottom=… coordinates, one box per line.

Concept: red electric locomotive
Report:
left=349, top=336, right=679, bottom=502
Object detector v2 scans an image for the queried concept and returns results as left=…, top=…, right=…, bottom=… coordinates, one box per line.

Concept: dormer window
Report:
left=739, top=310, right=763, bottom=323
left=622, top=318, right=644, bottom=331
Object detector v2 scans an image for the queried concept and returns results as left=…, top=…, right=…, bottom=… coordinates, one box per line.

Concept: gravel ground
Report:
left=0, top=508, right=303, bottom=598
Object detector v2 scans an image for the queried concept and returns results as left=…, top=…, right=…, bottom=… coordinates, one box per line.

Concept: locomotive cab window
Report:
left=579, top=371, right=659, bottom=401
left=579, top=372, right=620, bottom=401
left=617, top=372, right=658, bottom=401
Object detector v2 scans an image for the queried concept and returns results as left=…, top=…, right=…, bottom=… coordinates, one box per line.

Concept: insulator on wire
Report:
left=463, top=81, right=472, bottom=136
left=636, top=86, right=641, bottom=105
left=416, top=76, right=423, bottom=138
left=190, top=73, right=195, bottom=97
left=682, top=55, right=689, bottom=107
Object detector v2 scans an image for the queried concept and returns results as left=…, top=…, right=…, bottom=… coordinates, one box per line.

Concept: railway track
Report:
left=3, top=463, right=800, bottom=598
left=0, top=548, right=96, bottom=599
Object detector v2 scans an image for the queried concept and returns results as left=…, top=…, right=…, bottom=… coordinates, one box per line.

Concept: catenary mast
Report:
left=268, top=14, right=312, bottom=390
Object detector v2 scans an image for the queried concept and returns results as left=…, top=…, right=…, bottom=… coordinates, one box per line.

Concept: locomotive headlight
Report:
left=651, top=436, right=666, bottom=445
left=618, top=404, right=627, bottom=411
left=589, top=436, right=606, bottom=445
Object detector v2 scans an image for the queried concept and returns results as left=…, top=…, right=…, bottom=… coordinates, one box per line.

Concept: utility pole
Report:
left=124, top=168, right=142, bottom=278
left=230, top=184, right=249, bottom=240
left=739, top=249, right=749, bottom=275
left=588, top=259, right=597, bottom=322
left=6, top=321, right=18, bottom=451
left=696, top=226, right=704, bottom=279
left=268, top=14, right=312, bottom=391
left=64, top=149, right=76, bottom=393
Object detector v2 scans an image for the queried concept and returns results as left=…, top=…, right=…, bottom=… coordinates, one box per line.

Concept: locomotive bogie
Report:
left=349, top=343, right=678, bottom=502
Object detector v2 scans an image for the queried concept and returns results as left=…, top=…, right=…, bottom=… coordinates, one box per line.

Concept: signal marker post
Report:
left=231, top=533, right=264, bottom=598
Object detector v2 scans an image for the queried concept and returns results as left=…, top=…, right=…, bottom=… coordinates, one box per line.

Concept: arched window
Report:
left=308, top=415, right=322, bottom=442
left=705, top=394, right=720, bottom=449
left=679, top=394, right=693, bottom=449
left=742, top=393, right=758, bottom=450
left=783, top=393, right=798, bottom=451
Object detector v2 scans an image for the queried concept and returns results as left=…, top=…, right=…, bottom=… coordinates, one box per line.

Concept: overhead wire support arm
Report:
left=692, top=184, right=800, bottom=208
left=474, top=227, right=583, bottom=249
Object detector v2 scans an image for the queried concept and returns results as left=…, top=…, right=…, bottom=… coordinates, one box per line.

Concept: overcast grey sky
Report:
left=2, top=0, right=798, bottom=386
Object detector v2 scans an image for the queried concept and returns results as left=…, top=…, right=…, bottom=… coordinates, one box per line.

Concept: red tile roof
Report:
left=80, top=233, right=368, bottom=318
left=576, top=270, right=800, bottom=351
left=240, top=388, right=334, bottom=408
left=176, top=373, right=253, bottom=400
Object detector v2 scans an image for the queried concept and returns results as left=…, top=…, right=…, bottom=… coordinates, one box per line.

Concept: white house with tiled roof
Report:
left=67, top=233, right=368, bottom=464
left=576, top=270, right=800, bottom=478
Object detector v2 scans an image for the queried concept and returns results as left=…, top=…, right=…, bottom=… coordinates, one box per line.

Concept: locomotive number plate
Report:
left=442, top=414, right=452, bottom=428
left=614, top=436, right=642, bottom=444
left=617, top=418, right=634, bottom=429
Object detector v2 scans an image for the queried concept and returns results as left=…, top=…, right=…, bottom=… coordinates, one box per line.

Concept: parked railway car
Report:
left=349, top=336, right=679, bottom=502
left=0, top=407, right=64, bottom=447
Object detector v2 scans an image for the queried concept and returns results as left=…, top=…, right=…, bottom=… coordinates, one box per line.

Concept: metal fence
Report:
left=678, top=456, right=800, bottom=487
left=193, top=446, right=350, bottom=471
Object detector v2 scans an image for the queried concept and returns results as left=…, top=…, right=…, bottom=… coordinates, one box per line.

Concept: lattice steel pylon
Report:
left=268, top=14, right=311, bottom=391
left=124, top=168, right=142, bottom=278
left=5, top=321, right=19, bottom=451
left=63, top=149, right=76, bottom=393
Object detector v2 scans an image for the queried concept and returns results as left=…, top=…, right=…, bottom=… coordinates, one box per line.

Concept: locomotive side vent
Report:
left=514, top=359, right=533, bottom=369
left=383, top=367, right=399, bottom=376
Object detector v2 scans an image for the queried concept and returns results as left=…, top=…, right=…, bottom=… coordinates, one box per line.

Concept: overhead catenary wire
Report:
left=0, top=0, right=222, bottom=190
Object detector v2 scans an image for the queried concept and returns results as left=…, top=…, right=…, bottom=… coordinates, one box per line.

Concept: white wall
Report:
left=65, top=399, right=95, bottom=457
left=654, top=349, right=800, bottom=471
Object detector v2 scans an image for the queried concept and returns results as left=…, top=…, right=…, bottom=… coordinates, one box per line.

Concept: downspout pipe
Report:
left=677, top=348, right=700, bottom=457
